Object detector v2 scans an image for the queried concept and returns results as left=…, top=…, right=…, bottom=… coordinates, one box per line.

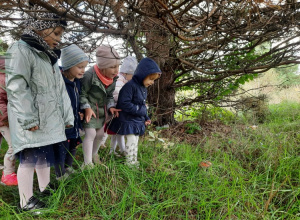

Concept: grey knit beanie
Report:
left=120, top=56, right=138, bottom=75
left=96, top=45, right=120, bottom=69
left=61, top=45, right=89, bottom=71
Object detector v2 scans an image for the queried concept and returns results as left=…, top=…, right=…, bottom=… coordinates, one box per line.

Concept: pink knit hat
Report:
left=96, top=45, right=120, bottom=69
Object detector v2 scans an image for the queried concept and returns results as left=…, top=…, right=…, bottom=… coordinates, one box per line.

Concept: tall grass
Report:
left=0, top=102, right=299, bottom=219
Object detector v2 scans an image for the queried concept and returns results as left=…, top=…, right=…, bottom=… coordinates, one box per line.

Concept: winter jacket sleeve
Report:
left=80, top=70, right=92, bottom=109
left=118, top=84, right=147, bottom=117
left=57, top=66, right=74, bottom=127
left=5, top=46, right=39, bottom=130
left=106, top=85, right=116, bottom=111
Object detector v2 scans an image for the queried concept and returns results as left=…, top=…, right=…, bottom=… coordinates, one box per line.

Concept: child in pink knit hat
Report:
left=80, top=45, right=121, bottom=167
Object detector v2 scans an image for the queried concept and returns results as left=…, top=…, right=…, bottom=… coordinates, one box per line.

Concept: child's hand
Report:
left=109, top=108, right=121, bottom=117
left=145, top=120, right=151, bottom=126
left=78, top=112, right=84, bottom=120
left=85, top=108, right=96, bottom=123
left=28, top=126, right=39, bottom=131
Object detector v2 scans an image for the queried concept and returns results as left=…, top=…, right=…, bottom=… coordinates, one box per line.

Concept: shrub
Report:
left=234, top=94, right=269, bottom=123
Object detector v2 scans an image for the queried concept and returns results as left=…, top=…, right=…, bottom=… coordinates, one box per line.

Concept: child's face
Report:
left=124, top=73, right=133, bottom=81
left=67, top=61, right=89, bottom=80
left=143, top=73, right=160, bottom=87
left=38, top=26, right=65, bottom=49
left=101, top=65, right=119, bottom=79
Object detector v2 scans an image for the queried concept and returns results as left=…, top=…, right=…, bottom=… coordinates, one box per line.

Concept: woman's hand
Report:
left=85, top=108, right=96, bottom=123
left=145, top=120, right=151, bottom=126
left=109, top=108, right=121, bottom=117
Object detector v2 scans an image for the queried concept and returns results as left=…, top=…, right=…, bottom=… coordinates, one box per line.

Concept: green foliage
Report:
left=148, top=131, right=165, bottom=144
left=175, top=104, right=235, bottom=124
left=176, top=42, right=273, bottom=105
left=206, top=106, right=236, bottom=123
left=148, top=130, right=174, bottom=149
left=184, top=122, right=201, bottom=134
left=214, top=73, right=258, bottom=101
left=0, top=39, right=8, bottom=55
left=275, top=64, right=298, bottom=76
left=274, top=65, right=300, bottom=88
left=265, top=101, right=300, bottom=125
left=215, top=41, right=264, bottom=72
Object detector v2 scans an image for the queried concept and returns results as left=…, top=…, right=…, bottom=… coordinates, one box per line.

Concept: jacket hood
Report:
left=132, top=58, right=161, bottom=86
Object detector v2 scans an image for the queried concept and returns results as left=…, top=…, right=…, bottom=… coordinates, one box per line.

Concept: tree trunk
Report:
left=145, top=36, right=177, bottom=125
left=141, top=1, right=177, bottom=126
left=147, top=67, right=176, bottom=126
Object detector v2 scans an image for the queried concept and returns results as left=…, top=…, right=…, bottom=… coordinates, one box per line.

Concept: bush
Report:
left=234, top=94, right=269, bottom=124
left=175, top=104, right=235, bottom=124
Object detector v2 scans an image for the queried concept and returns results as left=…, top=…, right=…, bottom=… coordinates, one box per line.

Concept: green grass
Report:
left=0, top=102, right=299, bottom=219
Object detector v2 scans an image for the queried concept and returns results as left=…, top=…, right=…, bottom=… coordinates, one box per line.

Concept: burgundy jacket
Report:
left=0, top=58, right=8, bottom=127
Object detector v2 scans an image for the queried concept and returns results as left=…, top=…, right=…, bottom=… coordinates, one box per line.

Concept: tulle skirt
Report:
left=17, top=143, right=63, bottom=169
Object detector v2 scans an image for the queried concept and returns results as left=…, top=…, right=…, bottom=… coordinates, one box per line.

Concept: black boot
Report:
left=18, top=196, right=45, bottom=214
left=40, top=183, right=56, bottom=197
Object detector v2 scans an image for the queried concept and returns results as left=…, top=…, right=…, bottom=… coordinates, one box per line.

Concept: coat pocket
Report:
left=35, top=101, right=46, bottom=130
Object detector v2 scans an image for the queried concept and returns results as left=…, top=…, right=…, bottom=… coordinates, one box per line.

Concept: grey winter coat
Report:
left=5, top=40, right=74, bottom=154
left=80, top=66, right=117, bottom=129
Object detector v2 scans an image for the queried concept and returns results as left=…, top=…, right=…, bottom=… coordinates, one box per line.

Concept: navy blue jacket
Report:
left=63, top=75, right=82, bottom=139
left=108, top=58, right=161, bottom=135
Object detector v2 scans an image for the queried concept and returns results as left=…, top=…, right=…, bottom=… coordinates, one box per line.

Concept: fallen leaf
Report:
left=249, top=125, right=258, bottom=130
left=199, top=161, right=212, bottom=168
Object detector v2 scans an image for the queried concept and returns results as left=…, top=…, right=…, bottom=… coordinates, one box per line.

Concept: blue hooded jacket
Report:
left=63, top=75, right=83, bottom=139
left=107, top=58, right=161, bottom=135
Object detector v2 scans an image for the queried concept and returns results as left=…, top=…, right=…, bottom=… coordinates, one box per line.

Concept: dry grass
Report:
left=242, top=69, right=300, bottom=104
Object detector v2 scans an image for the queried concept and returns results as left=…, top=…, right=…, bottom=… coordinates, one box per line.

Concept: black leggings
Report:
left=53, top=139, right=80, bottom=178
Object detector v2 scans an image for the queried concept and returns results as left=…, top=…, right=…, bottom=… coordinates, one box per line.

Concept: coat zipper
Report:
left=74, top=82, right=79, bottom=138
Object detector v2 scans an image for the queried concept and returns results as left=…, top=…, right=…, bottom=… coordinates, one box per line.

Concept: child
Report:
left=107, top=57, right=161, bottom=166
left=109, top=56, right=138, bottom=156
left=53, top=44, right=89, bottom=180
left=80, top=45, right=121, bottom=167
left=5, top=11, right=74, bottom=211
left=0, top=56, right=17, bottom=186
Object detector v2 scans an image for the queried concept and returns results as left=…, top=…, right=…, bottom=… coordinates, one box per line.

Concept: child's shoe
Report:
left=65, top=167, right=76, bottom=175
left=81, top=163, right=95, bottom=170
left=99, top=144, right=106, bottom=149
left=126, top=161, right=140, bottom=169
left=40, top=183, right=56, bottom=197
left=56, top=172, right=70, bottom=181
left=108, top=150, right=121, bottom=157
left=1, top=172, right=18, bottom=186
left=92, top=154, right=101, bottom=164
left=18, top=196, right=46, bottom=215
